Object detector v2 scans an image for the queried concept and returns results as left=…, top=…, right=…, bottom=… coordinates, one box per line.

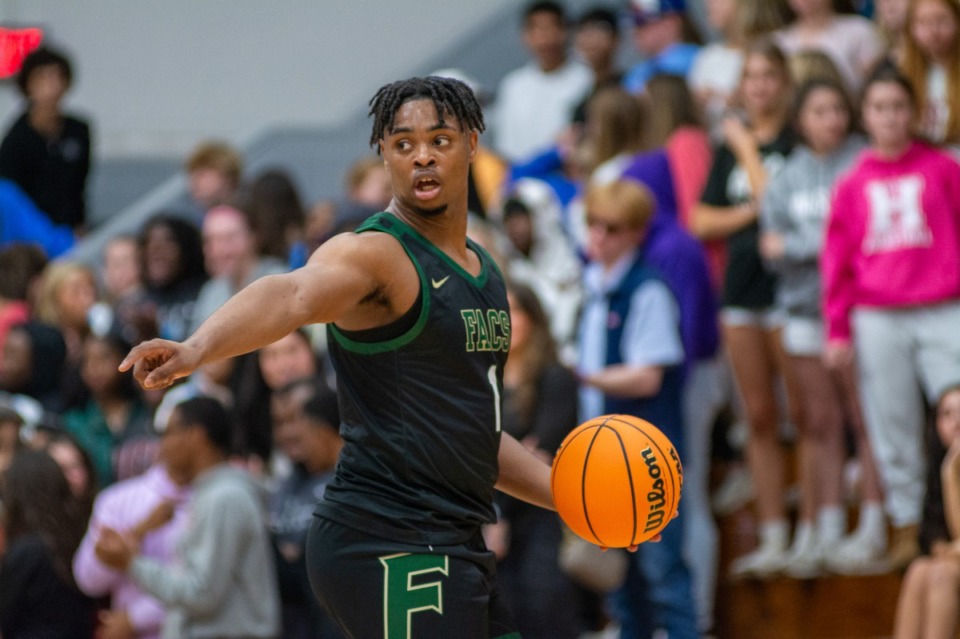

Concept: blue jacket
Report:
left=508, top=147, right=580, bottom=211
left=0, top=179, right=75, bottom=257
left=622, top=43, right=701, bottom=94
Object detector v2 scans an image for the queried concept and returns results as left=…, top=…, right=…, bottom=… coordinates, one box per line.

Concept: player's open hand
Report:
left=118, top=339, right=200, bottom=390
left=601, top=509, right=678, bottom=550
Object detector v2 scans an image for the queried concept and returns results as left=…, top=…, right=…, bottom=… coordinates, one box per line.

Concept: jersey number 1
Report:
left=487, top=364, right=501, bottom=433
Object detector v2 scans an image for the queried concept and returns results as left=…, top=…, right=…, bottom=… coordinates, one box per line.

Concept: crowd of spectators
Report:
left=1, top=0, right=960, bottom=637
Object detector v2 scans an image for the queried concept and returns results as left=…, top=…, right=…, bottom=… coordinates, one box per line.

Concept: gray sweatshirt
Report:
left=760, top=135, right=867, bottom=317
left=131, top=464, right=280, bottom=639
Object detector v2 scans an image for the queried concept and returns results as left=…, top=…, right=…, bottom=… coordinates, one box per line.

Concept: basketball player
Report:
left=120, top=76, right=551, bottom=639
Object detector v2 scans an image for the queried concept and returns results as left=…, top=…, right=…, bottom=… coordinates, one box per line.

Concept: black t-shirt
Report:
left=0, top=112, right=91, bottom=228
left=317, top=212, right=510, bottom=546
left=0, top=534, right=96, bottom=639
left=498, top=362, right=578, bottom=522
left=502, top=363, right=579, bottom=455
left=270, top=466, right=334, bottom=605
left=700, top=127, right=794, bottom=309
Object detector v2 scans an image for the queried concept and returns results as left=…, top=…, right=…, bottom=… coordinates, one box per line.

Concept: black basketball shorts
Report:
left=306, top=515, right=520, bottom=639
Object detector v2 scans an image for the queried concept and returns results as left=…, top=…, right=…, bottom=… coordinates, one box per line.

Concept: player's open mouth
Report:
left=414, top=178, right=441, bottom=200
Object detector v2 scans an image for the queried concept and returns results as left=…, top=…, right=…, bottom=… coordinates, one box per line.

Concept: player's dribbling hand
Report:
left=600, top=509, right=678, bottom=551
left=118, top=339, right=201, bottom=390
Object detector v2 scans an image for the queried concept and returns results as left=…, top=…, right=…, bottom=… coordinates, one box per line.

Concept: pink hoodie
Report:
left=823, top=142, right=960, bottom=342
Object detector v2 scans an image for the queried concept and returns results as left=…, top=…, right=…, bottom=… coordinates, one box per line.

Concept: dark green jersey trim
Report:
left=492, top=633, right=522, bottom=639
left=470, top=238, right=503, bottom=284
left=367, top=212, right=490, bottom=288
left=328, top=216, right=431, bottom=354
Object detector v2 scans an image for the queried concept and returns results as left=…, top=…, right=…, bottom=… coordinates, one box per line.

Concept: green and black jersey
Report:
left=315, top=212, right=510, bottom=546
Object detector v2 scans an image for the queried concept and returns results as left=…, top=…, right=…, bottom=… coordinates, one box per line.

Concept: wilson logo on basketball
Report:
left=641, top=447, right=667, bottom=534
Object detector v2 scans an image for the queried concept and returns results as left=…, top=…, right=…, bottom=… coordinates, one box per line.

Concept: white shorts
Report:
left=782, top=316, right=825, bottom=357
left=720, top=306, right=786, bottom=330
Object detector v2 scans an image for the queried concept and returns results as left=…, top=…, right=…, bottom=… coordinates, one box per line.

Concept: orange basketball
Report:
left=551, top=414, right=683, bottom=548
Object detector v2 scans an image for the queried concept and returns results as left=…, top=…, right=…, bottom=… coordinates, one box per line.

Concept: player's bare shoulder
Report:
left=302, top=230, right=419, bottom=328
left=309, top=230, right=413, bottom=281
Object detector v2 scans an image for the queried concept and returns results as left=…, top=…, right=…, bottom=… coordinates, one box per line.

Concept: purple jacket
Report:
left=622, top=150, right=719, bottom=363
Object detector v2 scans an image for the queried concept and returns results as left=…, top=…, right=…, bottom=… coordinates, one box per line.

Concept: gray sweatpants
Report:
left=852, top=301, right=960, bottom=527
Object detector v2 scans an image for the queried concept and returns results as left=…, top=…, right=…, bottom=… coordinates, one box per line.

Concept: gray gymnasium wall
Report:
left=0, top=0, right=521, bottom=158
left=0, top=1, right=711, bottom=262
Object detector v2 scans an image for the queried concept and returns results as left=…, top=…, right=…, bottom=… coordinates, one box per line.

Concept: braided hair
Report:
left=368, top=76, right=485, bottom=152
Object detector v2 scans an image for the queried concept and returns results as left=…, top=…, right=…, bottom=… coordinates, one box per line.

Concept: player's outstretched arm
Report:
left=120, top=233, right=394, bottom=389
left=495, top=433, right=555, bottom=511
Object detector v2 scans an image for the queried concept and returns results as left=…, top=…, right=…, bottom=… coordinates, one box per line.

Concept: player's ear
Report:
left=378, top=139, right=386, bottom=165
left=467, top=129, right=478, bottom=163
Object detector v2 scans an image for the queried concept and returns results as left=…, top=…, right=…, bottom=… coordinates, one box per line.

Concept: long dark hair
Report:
left=140, top=214, right=207, bottom=291
left=901, top=0, right=960, bottom=143
left=44, top=429, right=99, bottom=501
left=2, top=449, right=90, bottom=586
left=240, top=169, right=306, bottom=260
left=82, top=331, right=140, bottom=402
left=505, top=283, right=557, bottom=428
left=644, top=73, right=704, bottom=149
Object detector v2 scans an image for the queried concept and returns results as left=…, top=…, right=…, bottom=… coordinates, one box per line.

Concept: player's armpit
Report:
left=297, top=231, right=418, bottom=329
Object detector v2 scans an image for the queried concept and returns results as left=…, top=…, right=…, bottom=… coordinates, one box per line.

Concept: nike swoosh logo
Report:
left=431, top=276, right=450, bottom=289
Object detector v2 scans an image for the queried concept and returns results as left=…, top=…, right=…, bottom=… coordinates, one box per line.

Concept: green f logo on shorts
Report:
left=379, top=553, right=450, bottom=638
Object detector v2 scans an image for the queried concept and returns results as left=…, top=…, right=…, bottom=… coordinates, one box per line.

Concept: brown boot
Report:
left=887, top=523, right=921, bottom=571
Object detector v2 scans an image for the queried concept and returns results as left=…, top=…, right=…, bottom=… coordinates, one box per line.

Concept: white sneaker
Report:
left=783, top=542, right=823, bottom=579
left=824, top=533, right=890, bottom=576
left=730, top=544, right=787, bottom=579
left=712, top=466, right=755, bottom=516
left=781, top=524, right=823, bottom=579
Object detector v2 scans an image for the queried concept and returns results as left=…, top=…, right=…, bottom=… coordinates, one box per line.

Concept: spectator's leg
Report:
left=852, top=308, right=925, bottom=529
left=892, top=556, right=932, bottom=639
left=681, top=357, right=722, bottom=631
